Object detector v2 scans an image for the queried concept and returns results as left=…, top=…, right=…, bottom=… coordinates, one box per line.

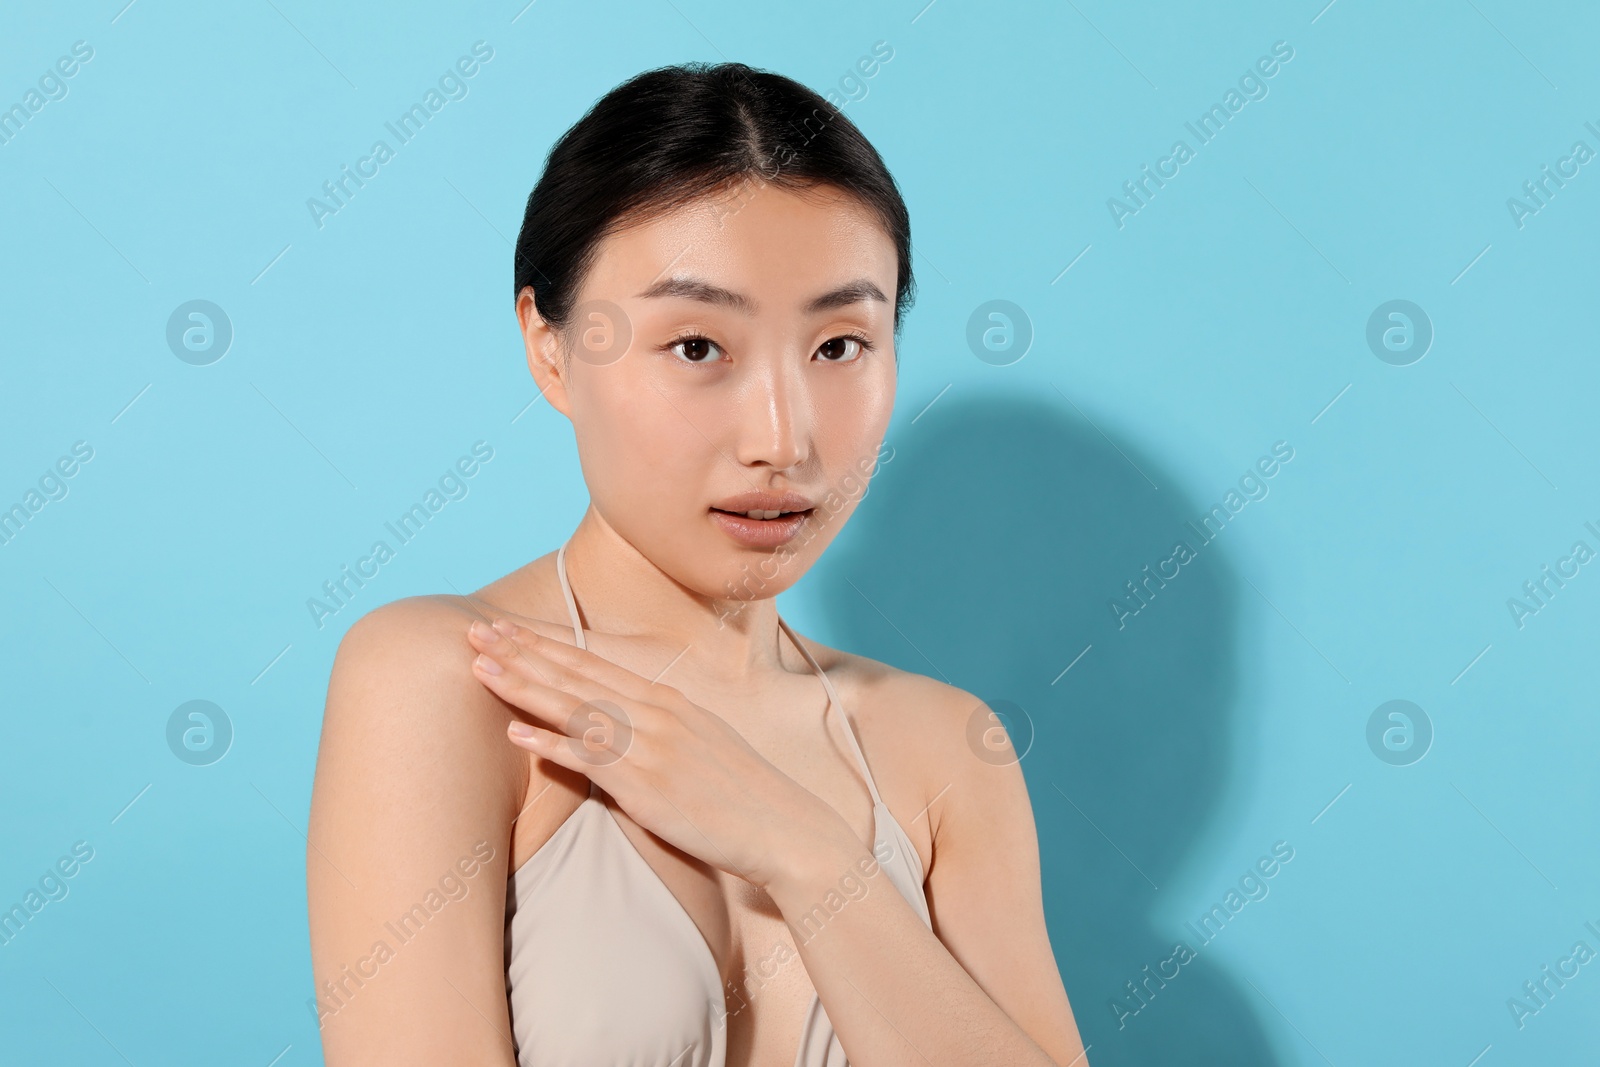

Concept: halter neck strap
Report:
left=554, top=538, right=884, bottom=806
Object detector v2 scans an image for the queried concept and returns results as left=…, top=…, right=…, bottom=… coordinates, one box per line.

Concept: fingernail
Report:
left=475, top=654, right=503, bottom=676
left=508, top=722, right=535, bottom=738
left=470, top=620, right=495, bottom=641
left=492, top=618, right=516, bottom=636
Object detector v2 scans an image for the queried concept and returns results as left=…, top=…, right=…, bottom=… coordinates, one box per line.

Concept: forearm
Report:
left=764, top=836, right=1059, bottom=1067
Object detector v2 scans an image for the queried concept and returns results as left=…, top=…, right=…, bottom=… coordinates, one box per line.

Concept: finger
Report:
left=508, top=704, right=635, bottom=772
left=466, top=618, right=589, bottom=695
left=471, top=647, right=591, bottom=726
left=472, top=642, right=636, bottom=750
left=490, top=617, right=679, bottom=704
left=458, top=603, right=585, bottom=649
left=496, top=613, right=584, bottom=647
left=465, top=616, right=575, bottom=668
left=471, top=623, right=611, bottom=700
left=506, top=720, right=592, bottom=773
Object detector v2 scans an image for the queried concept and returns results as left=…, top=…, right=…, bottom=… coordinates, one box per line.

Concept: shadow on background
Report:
left=823, top=393, right=1280, bottom=1066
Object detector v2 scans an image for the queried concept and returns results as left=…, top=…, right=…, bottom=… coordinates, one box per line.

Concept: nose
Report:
left=734, top=353, right=810, bottom=471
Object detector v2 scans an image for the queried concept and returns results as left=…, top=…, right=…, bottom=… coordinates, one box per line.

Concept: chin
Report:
left=698, top=537, right=815, bottom=604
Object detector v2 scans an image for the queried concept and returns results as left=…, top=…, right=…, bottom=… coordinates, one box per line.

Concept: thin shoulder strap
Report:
left=556, top=539, right=599, bottom=803
left=555, top=539, right=586, bottom=650
left=777, top=616, right=883, bottom=807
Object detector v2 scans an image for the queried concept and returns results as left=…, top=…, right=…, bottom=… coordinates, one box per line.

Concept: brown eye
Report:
left=816, top=335, right=868, bottom=362
left=667, top=336, right=724, bottom=363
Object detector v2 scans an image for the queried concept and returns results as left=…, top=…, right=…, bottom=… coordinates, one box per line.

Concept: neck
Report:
left=559, top=507, right=802, bottom=683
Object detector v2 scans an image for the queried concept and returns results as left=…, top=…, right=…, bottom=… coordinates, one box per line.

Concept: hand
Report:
left=465, top=615, right=859, bottom=893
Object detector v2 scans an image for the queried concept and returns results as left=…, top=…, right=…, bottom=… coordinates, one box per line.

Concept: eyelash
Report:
left=661, top=331, right=876, bottom=364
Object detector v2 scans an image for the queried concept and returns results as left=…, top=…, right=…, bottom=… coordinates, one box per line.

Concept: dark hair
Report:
left=512, top=61, right=914, bottom=345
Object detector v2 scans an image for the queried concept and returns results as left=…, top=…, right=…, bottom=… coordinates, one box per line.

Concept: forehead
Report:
left=581, top=182, right=897, bottom=312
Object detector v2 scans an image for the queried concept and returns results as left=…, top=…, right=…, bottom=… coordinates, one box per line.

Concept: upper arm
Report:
left=919, top=684, right=1087, bottom=1066
left=306, top=597, right=526, bottom=1066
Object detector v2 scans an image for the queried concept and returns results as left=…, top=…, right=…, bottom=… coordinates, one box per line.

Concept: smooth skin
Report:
left=306, top=180, right=1087, bottom=1066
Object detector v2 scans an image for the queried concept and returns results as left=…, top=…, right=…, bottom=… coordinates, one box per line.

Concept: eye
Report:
left=664, top=334, right=726, bottom=364
left=816, top=332, right=875, bottom=363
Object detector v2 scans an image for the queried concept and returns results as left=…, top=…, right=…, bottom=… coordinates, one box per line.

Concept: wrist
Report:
left=762, top=813, right=884, bottom=923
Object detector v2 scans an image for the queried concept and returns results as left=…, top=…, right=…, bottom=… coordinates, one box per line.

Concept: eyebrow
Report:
left=635, top=276, right=888, bottom=316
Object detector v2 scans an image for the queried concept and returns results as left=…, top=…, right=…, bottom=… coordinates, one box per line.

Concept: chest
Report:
left=507, top=771, right=863, bottom=1060
left=505, top=773, right=932, bottom=1067
left=502, top=662, right=931, bottom=1063
left=606, top=796, right=827, bottom=1064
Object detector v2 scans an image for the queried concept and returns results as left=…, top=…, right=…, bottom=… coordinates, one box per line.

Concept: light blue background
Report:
left=2, top=1, right=1596, bottom=1064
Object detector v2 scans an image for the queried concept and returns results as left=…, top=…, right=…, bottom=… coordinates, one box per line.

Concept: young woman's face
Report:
left=520, top=181, right=898, bottom=605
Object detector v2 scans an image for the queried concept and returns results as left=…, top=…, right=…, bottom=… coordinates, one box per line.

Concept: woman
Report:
left=306, top=61, right=1087, bottom=1066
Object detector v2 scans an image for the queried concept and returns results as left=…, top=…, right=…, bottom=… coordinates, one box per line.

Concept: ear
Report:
left=516, top=287, right=572, bottom=418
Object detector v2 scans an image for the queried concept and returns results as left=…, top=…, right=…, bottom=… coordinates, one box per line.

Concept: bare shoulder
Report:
left=329, top=583, right=569, bottom=698
left=810, top=639, right=994, bottom=765
left=308, top=593, right=535, bottom=1059
left=337, top=591, right=481, bottom=648
left=820, top=643, right=985, bottom=732
left=317, top=594, right=530, bottom=813
left=808, top=654, right=1082, bottom=1063
left=803, top=638, right=1021, bottom=873
left=328, top=593, right=504, bottom=715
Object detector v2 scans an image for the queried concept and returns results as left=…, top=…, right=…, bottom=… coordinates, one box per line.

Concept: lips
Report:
left=707, top=490, right=817, bottom=548
left=708, top=507, right=812, bottom=548
left=708, top=490, right=817, bottom=515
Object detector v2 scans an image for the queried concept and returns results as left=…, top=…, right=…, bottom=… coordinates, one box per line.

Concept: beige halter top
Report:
left=503, top=540, right=933, bottom=1065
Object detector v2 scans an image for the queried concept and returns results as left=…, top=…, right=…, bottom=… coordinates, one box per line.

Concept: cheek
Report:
left=836, top=364, right=896, bottom=448
left=572, top=384, right=700, bottom=497
left=820, top=380, right=894, bottom=483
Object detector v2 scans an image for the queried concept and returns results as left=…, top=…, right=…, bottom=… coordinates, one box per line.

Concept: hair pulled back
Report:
left=513, top=61, right=914, bottom=340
